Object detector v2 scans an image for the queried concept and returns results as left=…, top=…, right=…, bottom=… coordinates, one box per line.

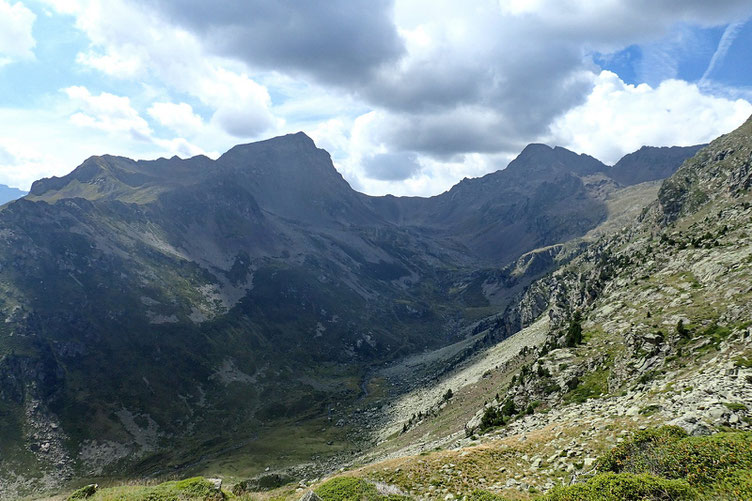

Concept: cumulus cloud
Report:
left=0, top=144, right=17, bottom=165
left=497, top=0, right=752, bottom=49
left=0, top=104, right=213, bottom=190
left=152, top=137, right=208, bottom=159
left=64, top=86, right=152, bottom=140
left=0, top=124, right=75, bottom=190
left=337, top=68, right=752, bottom=196
left=333, top=111, right=513, bottom=196
left=44, top=0, right=279, bottom=140
left=62, top=87, right=211, bottom=167
left=76, top=48, right=142, bottom=78
left=0, top=0, right=36, bottom=64
left=550, top=71, right=752, bottom=164
left=148, top=102, right=204, bottom=137
left=198, top=68, right=279, bottom=138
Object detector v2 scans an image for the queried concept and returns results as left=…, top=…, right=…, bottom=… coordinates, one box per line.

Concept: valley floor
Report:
left=50, top=312, right=752, bottom=500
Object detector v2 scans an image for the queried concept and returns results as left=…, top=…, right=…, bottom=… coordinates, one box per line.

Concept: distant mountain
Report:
left=0, top=183, right=26, bottom=205
left=0, top=132, right=706, bottom=498
left=364, top=144, right=611, bottom=264
left=607, top=144, right=705, bottom=186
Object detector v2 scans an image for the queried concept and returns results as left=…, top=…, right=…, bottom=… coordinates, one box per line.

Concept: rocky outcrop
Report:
left=659, top=115, right=752, bottom=222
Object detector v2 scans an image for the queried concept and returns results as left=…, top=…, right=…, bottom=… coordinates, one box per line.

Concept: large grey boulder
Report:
left=298, top=491, right=322, bottom=501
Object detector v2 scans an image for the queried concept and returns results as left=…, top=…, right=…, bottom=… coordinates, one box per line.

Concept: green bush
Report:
left=468, top=489, right=509, bottom=500
left=597, top=426, right=688, bottom=473
left=597, top=427, right=752, bottom=497
left=706, top=469, right=752, bottom=500
left=639, top=404, right=662, bottom=416
left=232, top=473, right=292, bottom=494
left=564, top=369, right=609, bottom=404
left=67, top=484, right=97, bottom=500
left=91, top=477, right=225, bottom=501
left=480, top=406, right=505, bottom=430
left=676, top=319, right=689, bottom=338
left=565, top=312, right=583, bottom=347
left=315, top=477, right=409, bottom=501
left=735, top=356, right=752, bottom=368
left=724, top=402, right=747, bottom=412
left=501, top=399, right=517, bottom=417
left=157, top=478, right=224, bottom=500
left=542, top=472, right=696, bottom=500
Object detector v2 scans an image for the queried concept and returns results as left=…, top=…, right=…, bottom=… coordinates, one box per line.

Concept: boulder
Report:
left=206, top=478, right=222, bottom=491
left=298, top=491, right=321, bottom=501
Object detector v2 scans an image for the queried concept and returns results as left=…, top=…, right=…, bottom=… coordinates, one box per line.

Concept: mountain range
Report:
left=0, top=128, right=714, bottom=498
left=0, top=183, right=27, bottom=205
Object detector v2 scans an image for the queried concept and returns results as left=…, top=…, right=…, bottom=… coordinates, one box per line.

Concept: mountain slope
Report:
left=0, top=136, right=472, bottom=497
left=319, top=117, right=752, bottom=500
left=0, top=132, right=708, bottom=498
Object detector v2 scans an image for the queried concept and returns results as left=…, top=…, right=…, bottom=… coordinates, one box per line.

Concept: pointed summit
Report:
left=507, top=143, right=606, bottom=176
left=220, top=131, right=318, bottom=161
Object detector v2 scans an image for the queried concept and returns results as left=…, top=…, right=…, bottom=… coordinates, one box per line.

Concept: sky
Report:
left=0, top=1, right=751, bottom=196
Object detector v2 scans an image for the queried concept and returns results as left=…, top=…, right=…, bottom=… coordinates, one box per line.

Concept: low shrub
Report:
left=468, top=489, right=509, bottom=500
left=315, top=477, right=408, bottom=501
left=597, top=426, right=752, bottom=497
left=543, top=472, right=696, bottom=500
left=232, top=473, right=292, bottom=494
left=316, top=477, right=380, bottom=501
left=67, top=484, right=97, bottom=500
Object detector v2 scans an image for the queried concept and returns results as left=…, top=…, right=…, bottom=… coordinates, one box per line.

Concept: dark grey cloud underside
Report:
left=143, top=0, right=404, bottom=84
left=362, top=152, right=421, bottom=181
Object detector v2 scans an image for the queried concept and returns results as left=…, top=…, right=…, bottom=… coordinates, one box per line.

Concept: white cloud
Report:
left=326, top=69, right=752, bottom=196
left=0, top=0, right=36, bottom=64
left=76, top=49, right=142, bottom=78
left=148, top=102, right=204, bottom=137
left=0, top=116, right=87, bottom=190
left=198, top=68, right=280, bottom=138
left=550, top=71, right=752, bottom=164
left=64, top=86, right=152, bottom=140
left=152, top=137, right=209, bottom=158
left=0, top=103, right=214, bottom=190
left=43, top=0, right=279, bottom=141
left=497, top=0, right=752, bottom=49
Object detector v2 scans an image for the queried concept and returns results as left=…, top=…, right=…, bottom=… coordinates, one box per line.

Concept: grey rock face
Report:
left=298, top=491, right=322, bottom=501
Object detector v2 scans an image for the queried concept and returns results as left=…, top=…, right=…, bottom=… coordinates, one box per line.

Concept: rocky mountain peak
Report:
left=219, top=131, right=319, bottom=164
left=608, top=144, right=705, bottom=186
left=507, top=143, right=606, bottom=177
